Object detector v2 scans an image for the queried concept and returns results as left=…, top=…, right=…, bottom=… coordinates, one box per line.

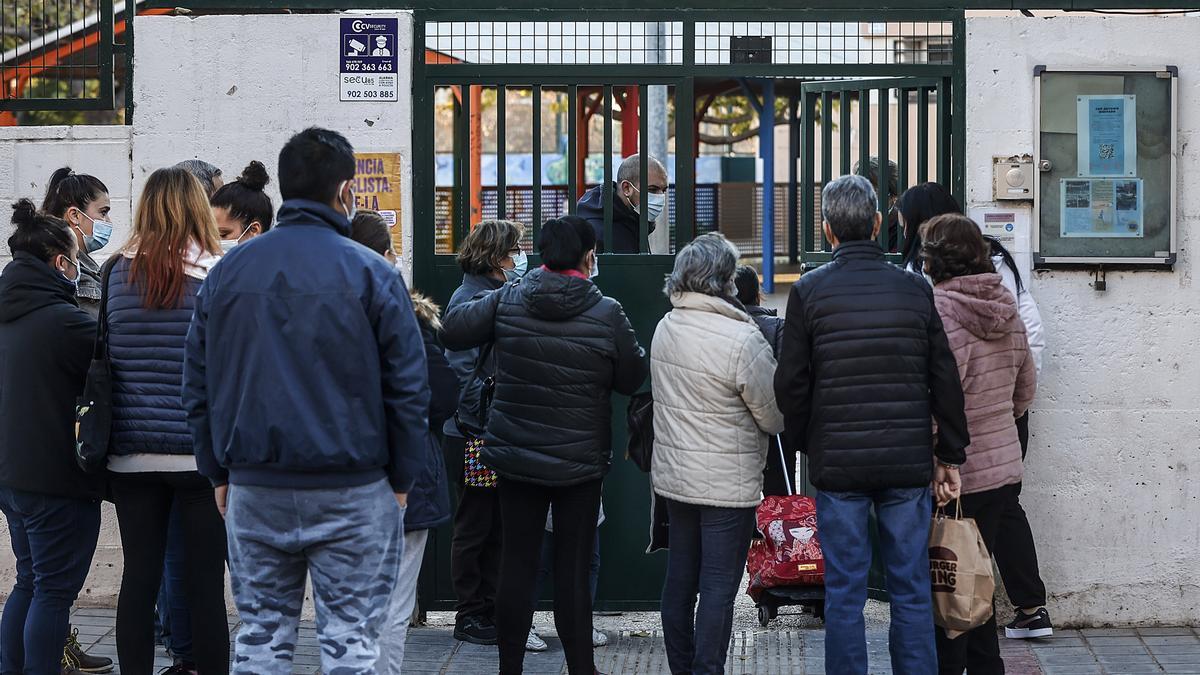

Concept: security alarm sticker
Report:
left=340, top=17, right=398, bottom=102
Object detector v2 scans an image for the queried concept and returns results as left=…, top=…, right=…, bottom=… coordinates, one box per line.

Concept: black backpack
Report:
left=625, top=391, right=654, bottom=473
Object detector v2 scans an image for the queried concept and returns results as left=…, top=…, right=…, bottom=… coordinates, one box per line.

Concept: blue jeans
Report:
left=154, top=502, right=192, bottom=662
left=659, top=499, right=755, bottom=675
left=226, top=479, right=402, bottom=674
left=818, top=487, right=936, bottom=675
left=0, top=488, right=101, bottom=675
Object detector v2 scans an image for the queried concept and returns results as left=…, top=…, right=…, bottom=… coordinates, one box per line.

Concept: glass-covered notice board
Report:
left=1034, top=66, right=1177, bottom=267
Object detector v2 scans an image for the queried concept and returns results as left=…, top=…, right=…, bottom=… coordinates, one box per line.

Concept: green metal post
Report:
left=676, top=79, right=696, bottom=247
left=603, top=85, right=614, bottom=252
left=877, top=87, right=889, bottom=252
left=497, top=85, right=506, bottom=219
left=568, top=86, right=578, bottom=215
left=533, top=85, right=542, bottom=249
left=917, top=87, right=930, bottom=183
left=801, top=92, right=817, bottom=262
left=638, top=84, right=649, bottom=253
left=820, top=90, right=832, bottom=252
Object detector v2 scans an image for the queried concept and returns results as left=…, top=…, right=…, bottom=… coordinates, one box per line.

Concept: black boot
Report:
left=64, top=627, right=114, bottom=674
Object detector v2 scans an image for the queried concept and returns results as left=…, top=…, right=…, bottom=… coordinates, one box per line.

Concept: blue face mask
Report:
left=504, top=250, right=528, bottom=282
left=78, top=212, right=114, bottom=252
left=58, top=255, right=80, bottom=291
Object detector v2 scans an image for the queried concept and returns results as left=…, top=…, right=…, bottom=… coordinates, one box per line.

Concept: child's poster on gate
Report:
left=1077, top=95, right=1137, bottom=177
left=1060, top=178, right=1144, bottom=238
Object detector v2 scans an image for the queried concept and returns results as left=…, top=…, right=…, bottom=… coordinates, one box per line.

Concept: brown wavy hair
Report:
left=919, top=213, right=993, bottom=285
left=457, top=219, right=524, bottom=275
left=126, top=167, right=221, bottom=309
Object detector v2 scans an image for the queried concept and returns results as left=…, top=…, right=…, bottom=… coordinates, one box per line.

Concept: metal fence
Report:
left=434, top=182, right=823, bottom=258
left=0, top=0, right=125, bottom=114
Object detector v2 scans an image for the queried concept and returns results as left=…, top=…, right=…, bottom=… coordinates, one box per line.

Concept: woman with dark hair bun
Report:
left=349, top=210, right=458, bottom=673
left=441, top=215, right=648, bottom=675
left=0, top=199, right=104, bottom=675
left=41, top=167, right=113, bottom=316
left=211, top=161, right=274, bottom=251
left=920, top=213, right=1037, bottom=674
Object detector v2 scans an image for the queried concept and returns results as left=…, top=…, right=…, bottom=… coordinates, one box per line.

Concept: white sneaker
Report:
left=592, top=628, right=609, bottom=647
left=526, top=628, right=548, bottom=652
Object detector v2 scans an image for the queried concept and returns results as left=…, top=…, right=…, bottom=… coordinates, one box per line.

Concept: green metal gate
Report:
left=411, top=9, right=967, bottom=611
left=800, top=76, right=959, bottom=267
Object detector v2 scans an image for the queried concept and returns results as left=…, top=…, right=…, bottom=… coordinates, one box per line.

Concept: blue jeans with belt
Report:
left=0, top=488, right=101, bottom=675
left=817, top=486, right=936, bottom=675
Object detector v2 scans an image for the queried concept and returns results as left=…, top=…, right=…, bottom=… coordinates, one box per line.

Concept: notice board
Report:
left=1034, top=67, right=1177, bottom=267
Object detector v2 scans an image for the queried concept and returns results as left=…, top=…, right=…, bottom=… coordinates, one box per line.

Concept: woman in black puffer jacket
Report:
left=441, top=215, right=647, bottom=675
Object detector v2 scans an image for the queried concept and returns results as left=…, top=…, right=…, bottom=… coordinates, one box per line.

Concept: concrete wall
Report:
left=0, top=126, right=133, bottom=268
left=966, top=15, right=1199, bottom=626
left=132, top=11, right=416, bottom=279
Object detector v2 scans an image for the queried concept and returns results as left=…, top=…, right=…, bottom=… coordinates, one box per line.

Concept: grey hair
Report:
left=174, top=160, right=223, bottom=197
left=616, top=153, right=667, bottom=185
left=663, top=232, right=740, bottom=297
left=821, top=174, right=878, bottom=242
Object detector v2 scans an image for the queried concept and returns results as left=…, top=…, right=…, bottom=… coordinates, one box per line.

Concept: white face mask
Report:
left=588, top=252, right=599, bottom=279
left=645, top=192, right=667, bottom=223
left=625, top=182, right=667, bottom=223
left=219, top=224, right=255, bottom=253
left=338, top=179, right=357, bottom=220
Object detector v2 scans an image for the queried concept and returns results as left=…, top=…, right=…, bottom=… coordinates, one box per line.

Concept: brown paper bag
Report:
left=928, top=504, right=994, bottom=639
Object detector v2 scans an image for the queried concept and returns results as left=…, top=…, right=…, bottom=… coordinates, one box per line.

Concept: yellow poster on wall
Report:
left=353, top=152, right=403, bottom=255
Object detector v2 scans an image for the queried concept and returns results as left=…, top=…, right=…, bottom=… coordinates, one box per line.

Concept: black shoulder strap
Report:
left=94, top=256, right=120, bottom=359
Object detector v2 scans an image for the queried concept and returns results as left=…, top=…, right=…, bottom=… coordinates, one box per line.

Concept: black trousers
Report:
left=443, top=434, right=503, bottom=621
left=936, top=483, right=1018, bottom=675
left=762, top=433, right=797, bottom=497
left=993, top=413, right=1048, bottom=609
left=495, top=477, right=602, bottom=675
left=110, top=471, right=229, bottom=675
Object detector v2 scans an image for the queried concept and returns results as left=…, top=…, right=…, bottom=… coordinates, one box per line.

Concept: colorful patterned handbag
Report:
left=463, top=436, right=497, bottom=488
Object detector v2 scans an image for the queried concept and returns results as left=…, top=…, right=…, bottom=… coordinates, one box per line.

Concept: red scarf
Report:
left=540, top=264, right=588, bottom=280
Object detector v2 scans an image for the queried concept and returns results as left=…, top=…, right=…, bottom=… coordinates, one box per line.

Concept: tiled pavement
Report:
left=66, top=607, right=1200, bottom=674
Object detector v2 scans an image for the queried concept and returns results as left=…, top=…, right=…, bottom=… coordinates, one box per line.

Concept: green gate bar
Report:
left=532, top=85, right=542, bottom=248
left=877, top=87, right=890, bottom=252
left=496, top=86, right=506, bottom=220
left=603, top=85, right=614, bottom=253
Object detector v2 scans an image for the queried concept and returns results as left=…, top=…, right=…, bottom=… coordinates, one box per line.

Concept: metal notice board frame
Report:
left=1033, top=65, right=1178, bottom=268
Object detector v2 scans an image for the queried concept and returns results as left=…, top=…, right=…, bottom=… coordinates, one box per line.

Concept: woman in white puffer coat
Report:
left=650, top=232, right=784, bottom=675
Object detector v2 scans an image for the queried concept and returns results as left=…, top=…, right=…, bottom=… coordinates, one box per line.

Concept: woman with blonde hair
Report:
left=106, top=167, right=229, bottom=675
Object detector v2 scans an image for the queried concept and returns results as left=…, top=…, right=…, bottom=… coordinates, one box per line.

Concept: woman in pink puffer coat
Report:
left=920, top=213, right=1037, bottom=675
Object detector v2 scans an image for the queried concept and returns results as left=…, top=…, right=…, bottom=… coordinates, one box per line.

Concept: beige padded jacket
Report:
left=650, top=292, right=785, bottom=508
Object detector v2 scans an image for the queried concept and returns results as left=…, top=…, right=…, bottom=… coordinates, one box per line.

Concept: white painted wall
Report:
left=132, top=11, right=416, bottom=280
left=0, top=126, right=133, bottom=268
left=966, top=15, right=1200, bottom=626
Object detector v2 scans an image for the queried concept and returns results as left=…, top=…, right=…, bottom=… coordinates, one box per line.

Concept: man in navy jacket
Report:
left=183, top=127, right=429, bottom=674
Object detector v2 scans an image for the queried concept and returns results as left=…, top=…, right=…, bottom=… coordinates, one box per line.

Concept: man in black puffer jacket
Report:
left=774, top=175, right=969, bottom=674
left=442, top=215, right=647, bottom=675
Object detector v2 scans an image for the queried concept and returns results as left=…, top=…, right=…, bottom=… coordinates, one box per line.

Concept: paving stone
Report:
left=1089, top=636, right=1150, bottom=646
left=1140, top=628, right=1198, bottom=637
left=1155, top=654, right=1200, bottom=664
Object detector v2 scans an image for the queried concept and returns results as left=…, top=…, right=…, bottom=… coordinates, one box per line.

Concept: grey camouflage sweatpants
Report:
left=225, top=479, right=403, bottom=675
